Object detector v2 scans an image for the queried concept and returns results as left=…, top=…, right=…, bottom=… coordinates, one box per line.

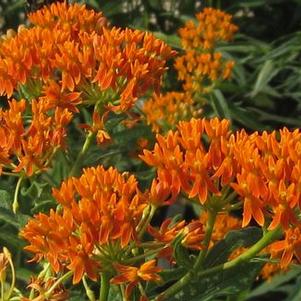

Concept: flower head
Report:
left=179, top=8, right=238, bottom=50
left=21, top=165, right=148, bottom=283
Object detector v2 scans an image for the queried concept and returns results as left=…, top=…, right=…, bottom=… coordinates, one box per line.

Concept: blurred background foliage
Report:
left=1, top=0, right=301, bottom=300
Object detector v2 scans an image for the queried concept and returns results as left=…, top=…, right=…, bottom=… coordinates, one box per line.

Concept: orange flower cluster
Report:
left=141, top=117, right=301, bottom=268
left=178, top=8, right=238, bottom=50
left=174, top=8, right=237, bottom=94
left=141, top=119, right=301, bottom=228
left=143, top=92, right=200, bottom=133
left=28, top=1, right=107, bottom=35
left=21, top=165, right=148, bottom=284
left=0, top=2, right=175, bottom=112
left=175, top=51, right=235, bottom=92
left=141, top=118, right=231, bottom=202
left=0, top=98, right=72, bottom=176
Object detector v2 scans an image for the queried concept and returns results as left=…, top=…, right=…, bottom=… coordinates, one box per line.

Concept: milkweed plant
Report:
left=0, top=2, right=300, bottom=301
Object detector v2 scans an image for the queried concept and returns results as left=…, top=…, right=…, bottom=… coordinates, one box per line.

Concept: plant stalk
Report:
left=156, top=226, right=282, bottom=300
left=99, top=272, right=110, bottom=301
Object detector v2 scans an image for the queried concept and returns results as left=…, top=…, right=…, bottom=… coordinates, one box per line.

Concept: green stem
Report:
left=83, top=276, right=96, bottom=301
left=156, top=226, right=282, bottom=300
left=137, top=205, right=157, bottom=239
left=44, top=271, right=73, bottom=299
left=99, top=272, right=110, bottom=301
left=125, top=247, right=164, bottom=264
left=193, top=210, right=217, bottom=270
left=69, top=131, right=95, bottom=177
left=12, top=175, right=24, bottom=214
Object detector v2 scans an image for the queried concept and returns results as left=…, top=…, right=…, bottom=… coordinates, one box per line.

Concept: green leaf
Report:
left=0, top=190, right=12, bottom=209
left=0, top=228, right=25, bottom=249
left=166, top=227, right=264, bottom=300
left=211, top=89, right=231, bottom=119
left=69, top=290, right=89, bottom=301
left=20, top=181, right=48, bottom=199
left=228, top=103, right=266, bottom=130
left=285, top=275, right=301, bottom=301
left=205, top=227, right=262, bottom=268
left=251, top=60, right=279, bottom=97
left=99, top=0, right=126, bottom=17
left=0, top=207, right=20, bottom=228
left=0, top=206, right=30, bottom=229
left=247, top=266, right=301, bottom=299
left=170, top=260, right=264, bottom=301
left=15, top=267, right=35, bottom=283
left=172, top=235, right=194, bottom=270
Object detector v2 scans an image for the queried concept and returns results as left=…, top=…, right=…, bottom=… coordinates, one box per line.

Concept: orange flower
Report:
left=181, top=220, right=205, bottom=250
left=231, top=173, right=265, bottom=227
left=270, top=226, right=301, bottom=268
left=41, top=80, right=82, bottom=112
left=141, top=130, right=186, bottom=198
left=112, top=260, right=161, bottom=283
left=111, top=260, right=161, bottom=299
left=80, top=111, right=111, bottom=145
left=147, top=178, right=174, bottom=206
left=142, top=118, right=301, bottom=229
left=268, top=180, right=299, bottom=230
left=148, top=219, right=186, bottom=244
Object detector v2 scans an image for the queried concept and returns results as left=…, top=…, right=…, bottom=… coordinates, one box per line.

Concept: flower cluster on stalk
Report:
left=141, top=118, right=301, bottom=269
left=175, top=8, right=238, bottom=94
left=143, top=8, right=237, bottom=133
left=21, top=165, right=206, bottom=300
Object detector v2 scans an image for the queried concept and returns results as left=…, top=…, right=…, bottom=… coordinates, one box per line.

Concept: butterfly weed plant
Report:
left=0, top=2, right=301, bottom=301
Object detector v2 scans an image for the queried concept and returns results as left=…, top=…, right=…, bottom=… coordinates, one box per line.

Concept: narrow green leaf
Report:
left=0, top=228, right=25, bottom=249
left=251, top=60, right=278, bottom=97
left=0, top=207, right=20, bottom=228
left=211, top=89, right=231, bottom=119
left=0, top=190, right=12, bottom=209
left=247, top=266, right=301, bottom=299
left=228, top=103, right=266, bottom=130
left=285, top=276, right=301, bottom=301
